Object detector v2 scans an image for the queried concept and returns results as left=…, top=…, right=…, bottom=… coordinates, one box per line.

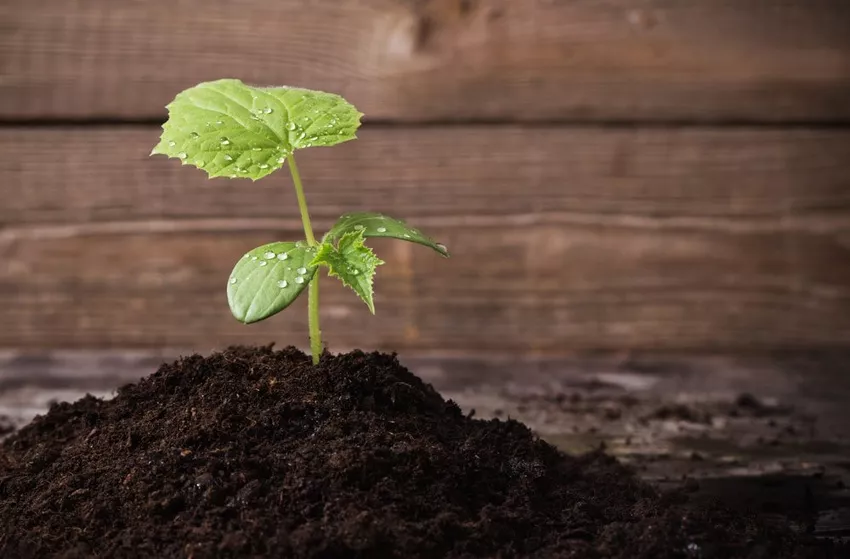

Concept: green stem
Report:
left=287, top=153, right=322, bottom=364
left=288, top=154, right=316, bottom=246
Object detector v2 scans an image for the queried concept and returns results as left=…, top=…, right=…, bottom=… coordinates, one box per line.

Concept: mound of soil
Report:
left=0, top=347, right=841, bottom=558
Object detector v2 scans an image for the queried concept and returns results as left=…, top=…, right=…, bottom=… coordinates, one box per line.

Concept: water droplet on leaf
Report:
left=177, top=152, right=188, bottom=159
left=277, top=253, right=288, bottom=260
left=259, top=261, right=267, bottom=267
left=277, top=280, right=288, bottom=288
left=220, top=138, right=230, bottom=146
left=376, top=227, right=387, bottom=233
left=294, top=276, right=305, bottom=284
left=168, top=141, right=176, bottom=147
left=264, top=251, right=276, bottom=259
left=286, top=122, right=296, bottom=131
left=297, top=267, right=307, bottom=275
left=259, top=164, right=269, bottom=169
left=263, top=107, right=273, bottom=114
left=229, top=277, right=237, bottom=284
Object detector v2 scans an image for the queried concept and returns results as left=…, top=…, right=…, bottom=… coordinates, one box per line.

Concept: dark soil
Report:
left=0, top=347, right=843, bottom=558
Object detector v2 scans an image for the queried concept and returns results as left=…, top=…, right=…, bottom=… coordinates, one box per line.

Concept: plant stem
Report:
left=288, top=154, right=316, bottom=246
left=287, top=153, right=322, bottom=364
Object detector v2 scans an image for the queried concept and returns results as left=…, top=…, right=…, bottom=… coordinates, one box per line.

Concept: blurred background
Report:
left=1, top=2, right=849, bottom=388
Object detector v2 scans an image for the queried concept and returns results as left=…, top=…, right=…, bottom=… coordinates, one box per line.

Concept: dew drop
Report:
left=376, top=227, right=387, bottom=233
left=403, top=233, right=411, bottom=238
left=243, top=253, right=250, bottom=259
left=263, top=251, right=276, bottom=259
left=216, top=120, right=224, bottom=125
left=252, top=147, right=262, bottom=151
left=220, top=138, right=230, bottom=146
left=251, top=256, right=258, bottom=261
left=229, top=277, right=237, bottom=284
left=224, top=154, right=233, bottom=161
left=259, top=261, right=267, bottom=267
left=286, top=122, right=297, bottom=131
left=278, top=157, right=286, bottom=164
left=277, top=252, right=288, bottom=260
left=294, top=276, right=305, bottom=284
left=177, top=152, right=188, bottom=159
left=168, top=141, right=176, bottom=147
left=195, top=159, right=205, bottom=167
left=190, top=132, right=200, bottom=138
left=277, top=280, right=288, bottom=288
left=263, top=107, right=273, bottom=114
left=259, top=164, right=269, bottom=169
left=298, top=132, right=306, bottom=140
left=297, top=267, right=307, bottom=275
left=436, top=243, right=448, bottom=252
left=240, top=168, right=249, bottom=173
left=353, top=224, right=365, bottom=231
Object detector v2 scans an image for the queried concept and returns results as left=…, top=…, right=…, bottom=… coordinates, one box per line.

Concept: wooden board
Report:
left=2, top=222, right=849, bottom=351
left=2, top=125, right=849, bottom=352
left=2, top=0, right=849, bottom=122
left=3, top=126, right=850, bottom=225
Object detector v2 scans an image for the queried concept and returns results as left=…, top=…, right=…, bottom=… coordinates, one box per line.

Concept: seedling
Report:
left=151, top=79, right=449, bottom=364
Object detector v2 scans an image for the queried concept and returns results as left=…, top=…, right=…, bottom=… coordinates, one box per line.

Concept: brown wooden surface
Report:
left=2, top=125, right=849, bottom=352
left=2, top=126, right=850, bottom=225
left=2, top=0, right=849, bottom=122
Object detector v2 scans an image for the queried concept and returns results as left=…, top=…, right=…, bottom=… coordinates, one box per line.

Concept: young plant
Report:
left=151, top=79, right=449, bottom=364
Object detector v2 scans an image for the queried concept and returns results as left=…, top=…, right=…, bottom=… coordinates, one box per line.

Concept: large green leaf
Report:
left=227, top=242, right=318, bottom=323
left=151, top=79, right=362, bottom=180
left=310, top=231, right=384, bottom=313
left=323, top=212, right=449, bottom=257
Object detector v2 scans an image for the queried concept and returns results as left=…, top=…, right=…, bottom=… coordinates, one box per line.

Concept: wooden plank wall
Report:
left=2, top=0, right=849, bottom=356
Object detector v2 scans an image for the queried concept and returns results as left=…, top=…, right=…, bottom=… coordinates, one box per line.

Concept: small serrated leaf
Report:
left=151, top=79, right=362, bottom=180
left=323, top=212, right=449, bottom=257
left=310, top=231, right=384, bottom=313
left=227, top=242, right=318, bottom=323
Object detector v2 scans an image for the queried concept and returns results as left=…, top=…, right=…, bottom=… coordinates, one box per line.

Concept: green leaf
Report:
left=323, top=212, right=449, bottom=257
left=310, top=231, right=385, bottom=313
left=227, top=242, right=318, bottom=324
left=151, top=78, right=362, bottom=180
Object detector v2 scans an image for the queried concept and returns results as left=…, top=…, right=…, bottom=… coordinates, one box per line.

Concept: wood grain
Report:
left=2, top=125, right=849, bottom=351
left=2, top=126, right=849, bottom=226
left=2, top=0, right=849, bottom=122
left=1, top=221, right=849, bottom=351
